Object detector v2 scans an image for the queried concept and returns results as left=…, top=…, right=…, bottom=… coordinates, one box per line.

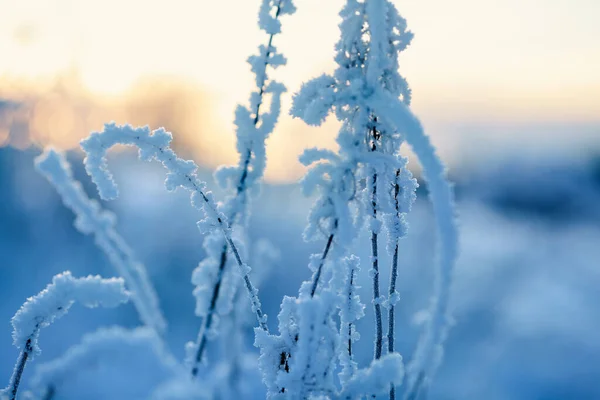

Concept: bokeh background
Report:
left=1, top=0, right=599, bottom=399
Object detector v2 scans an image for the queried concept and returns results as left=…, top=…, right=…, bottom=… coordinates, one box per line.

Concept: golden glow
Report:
left=0, top=0, right=599, bottom=182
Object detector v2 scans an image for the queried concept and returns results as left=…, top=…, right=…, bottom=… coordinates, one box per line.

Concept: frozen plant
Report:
left=1, top=272, right=129, bottom=400
left=2, top=0, right=457, bottom=399
left=35, top=148, right=166, bottom=335
left=368, top=90, right=457, bottom=400
left=385, top=164, right=419, bottom=399
left=190, top=0, right=295, bottom=376
left=291, top=0, right=457, bottom=398
left=187, top=239, right=280, bottom=399
left=253, top=255, right=406, bottom=399
left=80, top=122, right=268, bottom=330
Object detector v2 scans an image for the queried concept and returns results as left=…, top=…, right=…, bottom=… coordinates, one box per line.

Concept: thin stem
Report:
left=236, top=149, right=253, bottom=195
left=388, top=171, right=401, bottom=400
left=371, top=211, right=383, bottom=361
left=160, top=149, right=267, bottom=330
left=188, top=180, right=267, bottom=372
left=192, top=151, right=253, bottom=376
left=310, top=228, right=336, bottom=298
left=190, top=0, right=283, bottom=366
left=191, top=243, right=229, bottom=377
left=5, top=337, right=34, bottom=400
left=369, top=122, right=383, bottom=362
left=388, top=241, right=400, bottom=400
left=348, top=267, right=356, bottom=358
left=252, top=2, right=283, bottom=127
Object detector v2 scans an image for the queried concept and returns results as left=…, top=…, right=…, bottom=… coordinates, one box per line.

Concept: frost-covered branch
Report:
left=336, top=256, right=364, bottom=386
left=386, top=166, right=417, bottom=400
left=338, top=354, right=404, bottom=399
left=369, top=88, right=457, bottom=398
left=292, top=0, right=454, bottom=397
left=255, top=262, right=404, bottom=399
left=1, top=272, right=128, bottom=400
left=255, top=289, right=339, bottom=398
left=295, top=149, right=360, bottom=299
left=276, top=292, right=339, bottom=398
left=35, top=148, right=166, bottom=335
left=190, top=0, right=296, bottom=375
left=291, top=0, right=414, bottom=299
left=369, top=119, right=384, bottom=364
left=210, top=239, right=279, bottom=398
left=80, top=123, right=268, bottom=333
left=309, top=228, right=335, bottom=298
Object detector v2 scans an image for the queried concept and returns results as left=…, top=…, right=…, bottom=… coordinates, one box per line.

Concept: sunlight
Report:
left=0, top=0, right=598, bottom=182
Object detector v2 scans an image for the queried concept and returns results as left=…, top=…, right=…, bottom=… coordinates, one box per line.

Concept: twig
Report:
left=309, top=227, right=336, bottom=298
left=388, top=170, right=401, bottom=400
left=347, top=266, right=356, bottom=358
left=190, top=0, right=285, bottom=375
left=191, top=243, right=229, bottom=376
left=82, top=126, right=268, bottom=335
left=370, top=122, right=383, bottom=362
left=371, top=203, right=383, bottom=361
left=157, top=144, right=269, bottom=332
left=368, top=117, right=384, bottom=400
left=4, top=336, right=34, bottom=400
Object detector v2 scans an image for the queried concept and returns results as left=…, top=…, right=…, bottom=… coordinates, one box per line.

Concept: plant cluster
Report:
left=1, top=1, right=456, bottom=399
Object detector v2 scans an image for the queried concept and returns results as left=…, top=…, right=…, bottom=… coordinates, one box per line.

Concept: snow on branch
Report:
left=1, top=272, right=128, bottom=400
left=277, top=292, right=338, bottom=398
left=190, top=0, right=295, bottom=375
left=384, top=161, right=418, bottom=400
left=291, top=0, right=415, bottom=303
left=384, top=163, right=418, bottom=254
left=80, top=123, right=268, bottom=333
left=11, top=272, right=128, bottom=355
left=334, top=256, right=365, bottom=386
left=369, top=88, right=457, bottom=397
left=255, top=263, right=401, bottom=400
left=338, top=353, right=404, bottom=399
left=258, top=0, right=296, bottom=35
left=35, top=148, right=166, bottom=335
left=290, top=0, right=456, bottom=397
left=254, top=292, right=339, bottom=398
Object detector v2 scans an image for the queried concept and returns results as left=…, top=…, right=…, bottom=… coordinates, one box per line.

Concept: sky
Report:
left=0, top=0, right=599, bottom=181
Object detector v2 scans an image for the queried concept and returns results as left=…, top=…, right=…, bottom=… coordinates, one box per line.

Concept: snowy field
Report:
left=0, top=147, right=598, bottom=399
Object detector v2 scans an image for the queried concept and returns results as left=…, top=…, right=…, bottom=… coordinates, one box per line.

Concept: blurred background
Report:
left=0, top=0, right=599, bottom=399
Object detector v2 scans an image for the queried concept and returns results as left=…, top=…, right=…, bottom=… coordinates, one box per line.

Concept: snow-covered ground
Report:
left=0, top=147, right=599, bottom=399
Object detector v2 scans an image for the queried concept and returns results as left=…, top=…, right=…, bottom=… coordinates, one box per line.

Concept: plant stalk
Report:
left=388, top=170, right=401, bottom=400
left=4, top=337, right=34, bottom=400
left=191, top=0, right=284, bottom=376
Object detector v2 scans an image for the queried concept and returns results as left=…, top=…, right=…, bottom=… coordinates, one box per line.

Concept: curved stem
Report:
left=370, top=89, right=457, bottom=399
